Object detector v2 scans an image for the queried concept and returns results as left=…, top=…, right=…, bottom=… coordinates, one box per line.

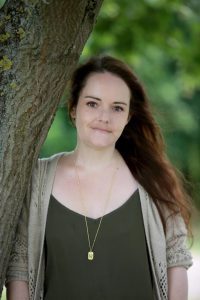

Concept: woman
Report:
left=6, top=56, right=193, bottom=300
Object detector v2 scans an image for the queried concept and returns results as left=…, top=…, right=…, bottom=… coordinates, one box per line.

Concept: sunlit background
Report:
left=2, top=0, right=200, bottom=299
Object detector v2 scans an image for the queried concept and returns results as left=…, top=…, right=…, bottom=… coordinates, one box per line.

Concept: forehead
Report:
left=80, top=72, right=131, bottom=102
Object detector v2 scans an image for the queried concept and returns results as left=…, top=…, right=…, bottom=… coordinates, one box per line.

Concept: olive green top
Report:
left=44, top=189, right=154, bottom=300
left=6, top=153, right=193, bottom=300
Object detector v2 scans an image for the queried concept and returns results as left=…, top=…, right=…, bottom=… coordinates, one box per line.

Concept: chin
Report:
left=87, top=139, right=116, bottom=149
left=80, top=134, right=118, bottom=149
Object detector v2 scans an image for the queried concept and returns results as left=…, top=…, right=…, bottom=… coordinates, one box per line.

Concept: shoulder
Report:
left=31, top=151, right=71, bottom=181
left=37, top=151, right=71, bottom=168
left=38, top=151, right=69, bottom=164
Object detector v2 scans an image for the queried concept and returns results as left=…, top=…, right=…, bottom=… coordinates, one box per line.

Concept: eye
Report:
left=86, top=101, right=98, bottom=108
left=113, top=106, right=124, bottom=112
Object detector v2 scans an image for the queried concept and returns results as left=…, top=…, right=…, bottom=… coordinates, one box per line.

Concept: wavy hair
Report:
left=68, top=55, right=192, bottom=234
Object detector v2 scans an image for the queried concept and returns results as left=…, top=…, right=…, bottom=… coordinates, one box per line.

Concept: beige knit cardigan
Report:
left=6, top=153, right=193, bottom=300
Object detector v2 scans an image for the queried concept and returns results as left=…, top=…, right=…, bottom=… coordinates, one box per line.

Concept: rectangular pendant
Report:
left=88, top=251, right=94, bottom=260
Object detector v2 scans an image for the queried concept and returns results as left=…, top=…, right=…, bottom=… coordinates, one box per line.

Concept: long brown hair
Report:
left=68, top=55, right=192, bottom=233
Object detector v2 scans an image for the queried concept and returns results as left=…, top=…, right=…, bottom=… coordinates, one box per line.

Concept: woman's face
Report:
left=72, top=72, right=131, bottom=149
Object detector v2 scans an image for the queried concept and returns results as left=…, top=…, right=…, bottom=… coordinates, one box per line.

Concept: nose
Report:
left=98, top=108, right=110, bottom=123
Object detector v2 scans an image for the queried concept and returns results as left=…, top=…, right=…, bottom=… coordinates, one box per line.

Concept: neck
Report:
left=73, top=144, right=118, bottom=171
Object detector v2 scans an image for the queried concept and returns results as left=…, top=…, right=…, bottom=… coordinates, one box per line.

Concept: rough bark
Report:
left=0, top=0, right=103, bottom=294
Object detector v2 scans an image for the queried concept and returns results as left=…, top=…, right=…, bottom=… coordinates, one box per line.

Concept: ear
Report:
left=70, top=107, right=76, bottom=120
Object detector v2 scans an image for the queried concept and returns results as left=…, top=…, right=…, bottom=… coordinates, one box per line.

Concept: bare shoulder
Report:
left=56, top=152, right=74, bottom=173
left=52, top=152, right=75, bottom=193
left=118, top=155, right=138, bottom=184
left=115, top=154, right=138, bottom=196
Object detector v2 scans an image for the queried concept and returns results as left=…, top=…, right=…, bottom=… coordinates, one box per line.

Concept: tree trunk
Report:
left=0, top=0, right=103, bottom=293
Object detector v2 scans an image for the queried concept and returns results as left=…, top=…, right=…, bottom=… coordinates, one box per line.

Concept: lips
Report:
left=92, top=127, right=112, bottom=133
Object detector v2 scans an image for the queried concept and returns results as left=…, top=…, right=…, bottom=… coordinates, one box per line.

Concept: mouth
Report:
left=92, top=127, right=112, bottom=133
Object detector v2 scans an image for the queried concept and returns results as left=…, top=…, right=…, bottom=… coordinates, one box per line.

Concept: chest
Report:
left=44, top=190, right=154, bottom=300
left=51, top=164, right=138, bottom=219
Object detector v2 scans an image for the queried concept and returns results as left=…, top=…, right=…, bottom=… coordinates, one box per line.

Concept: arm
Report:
left=165, top=210, right=192, bottom=300
left=167, top=266, right=188, bottom=300
left=5, top=187, right=31, bottom=299
left=7, top=281, right=29, bottom=300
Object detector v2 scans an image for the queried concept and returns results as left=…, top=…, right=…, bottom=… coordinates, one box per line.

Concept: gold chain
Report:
left=74, top=154, right=119, bottom=261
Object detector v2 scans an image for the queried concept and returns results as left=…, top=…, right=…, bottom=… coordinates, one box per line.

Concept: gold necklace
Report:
left=74, top=155, right=119, bottom=261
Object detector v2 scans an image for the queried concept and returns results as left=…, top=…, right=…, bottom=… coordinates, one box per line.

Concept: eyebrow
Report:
left=84, top=95, right=128, bottom=106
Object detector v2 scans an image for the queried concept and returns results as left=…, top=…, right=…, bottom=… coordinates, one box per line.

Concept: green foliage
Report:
left=41, top=0, right=200, bottom=206
left=0, top=287, right=6, bottom=300
left=83, top=0, right=200, bottom=94
left=0, top=0, right=6, bottom=10
left=40, top=108, right=76, bottom=158
left=82, top=0, right=200, bottom=204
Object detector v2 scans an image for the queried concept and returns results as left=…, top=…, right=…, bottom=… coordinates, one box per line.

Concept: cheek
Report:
left=116, top=114, right=129, bottom=126
left=75, top=109, right=92, bottom=128
left=112, top=120, right=128, bottom=136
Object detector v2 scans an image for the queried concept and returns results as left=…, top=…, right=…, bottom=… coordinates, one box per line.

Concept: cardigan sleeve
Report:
left=5, top=187, right=30, bottom=285
left=5, top=158, right=42, bottom=285
left=165, top=212, right=193, bottom=269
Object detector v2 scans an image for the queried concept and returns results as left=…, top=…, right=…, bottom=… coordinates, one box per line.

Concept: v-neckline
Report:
left=50, top=189, right=139, bottom=221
